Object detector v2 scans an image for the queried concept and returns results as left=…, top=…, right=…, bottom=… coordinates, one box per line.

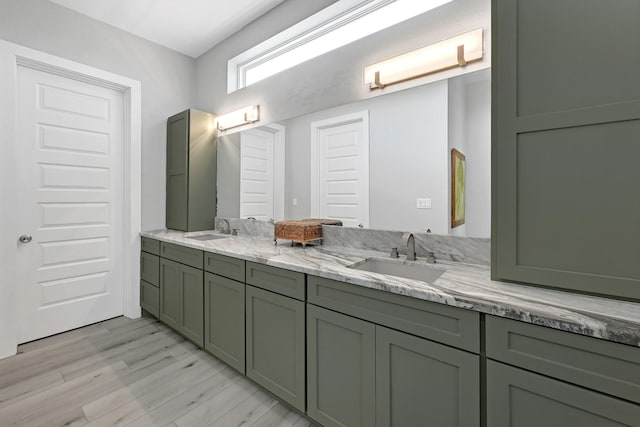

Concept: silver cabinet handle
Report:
left=19, top=234, right=32, bottom=243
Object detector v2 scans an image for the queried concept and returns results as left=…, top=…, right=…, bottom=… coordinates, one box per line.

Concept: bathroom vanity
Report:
left=140, top=230, right=640, bottom=427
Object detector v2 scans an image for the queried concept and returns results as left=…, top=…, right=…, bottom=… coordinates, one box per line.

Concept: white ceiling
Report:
left=48, top=0, right=287, bottom=58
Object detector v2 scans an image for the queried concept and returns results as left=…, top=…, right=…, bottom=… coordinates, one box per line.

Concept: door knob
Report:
left=19, top=234, right=32, bottom=243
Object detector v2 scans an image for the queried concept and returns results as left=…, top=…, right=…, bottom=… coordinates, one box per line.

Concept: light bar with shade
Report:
left=215, top=105, right=260, bottom=131
left=364, top=28, right=484, bottom=90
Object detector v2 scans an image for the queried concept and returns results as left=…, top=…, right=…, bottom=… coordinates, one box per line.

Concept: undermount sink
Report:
left=348, top=258, right=445, bottom=283
left=186, top=233, right=230, bottom=241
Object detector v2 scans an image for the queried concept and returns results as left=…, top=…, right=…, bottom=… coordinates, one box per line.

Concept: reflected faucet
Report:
left=218, top=218, right=231, bottom=235
left=401, top=232, right=416, bottom=261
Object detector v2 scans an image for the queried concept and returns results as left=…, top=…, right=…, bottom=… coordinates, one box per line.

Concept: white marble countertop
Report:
left=142, top=229, right=640, bottom=347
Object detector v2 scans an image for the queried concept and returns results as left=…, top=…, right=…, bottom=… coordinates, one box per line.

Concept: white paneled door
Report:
left=240, top=127, right=275, bottom=221
left=311, top=112, right=369, bottom=228
left=16, top=66, right=125, bottom=344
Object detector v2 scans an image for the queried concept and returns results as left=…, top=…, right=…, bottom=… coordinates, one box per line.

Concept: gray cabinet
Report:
left=204, top=272, right=245, bottom=373
left=487, top=360, right=640, bottom=427
left=166, top=109, right=217, bottom=232
left=246, top=285, right=305, bottom=412
left=376, top=326, right=480, bottom=427
left=307, top=276, right=480, bottom=427
left=486, top=316, right=640, bottom=425
left=307, top=304, right=375, bottom=427
left=486, top=315, right=640, bottom=404
left=492, top=0, right=640, bottom=299
left=159, top=258, right=204, bottom=346
left=143, top=240, right=639, bottom=426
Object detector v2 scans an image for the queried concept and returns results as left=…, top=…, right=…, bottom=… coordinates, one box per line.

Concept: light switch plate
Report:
left=416, top=198, right=432, bottom=209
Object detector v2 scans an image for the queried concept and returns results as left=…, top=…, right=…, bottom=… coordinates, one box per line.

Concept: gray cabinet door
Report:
left=492, top=0, right=640, bottom=299
left=159, top=258, right=181, bottom=331
left=166, top=110, right=189, bottom=231
left=376, top=326, right=480, bottom=427
left=487, top=360, right=640, bottom=427
left=307, top=304, right=375, bottom=427
left=204, top=272, right=245, bottom=373
left=179, top=263, right=204, bottom=346
left=159, top=258, right=203, bottom=346
left=245, top=285, right=305, bottom=412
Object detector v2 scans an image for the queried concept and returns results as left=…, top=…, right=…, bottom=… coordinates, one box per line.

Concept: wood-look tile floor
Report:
left=0, top=317, right=317, bottom=427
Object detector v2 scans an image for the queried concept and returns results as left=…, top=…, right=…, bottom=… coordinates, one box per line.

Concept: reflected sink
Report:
left=348, top=258, right=445, bottom=283
left=186, top=233, right=230, bottom=241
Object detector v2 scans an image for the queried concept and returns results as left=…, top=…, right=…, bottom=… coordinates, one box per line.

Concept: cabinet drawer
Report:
left=141, top=237, right=160, bottom=255
left=160, top=242, right=203, bottom=269
left=246, top=262, right=305, bottom=301
left=486, top=315, right=640, bottom=404
left=307, top=275, right=480, bottom=353
left=487, top=360, right=640, bottom=427
left=140, top=280, right=159, bottom=317
left=140, top=252, right=159, bottom=286
left=205, top=252, right=245, bottom=282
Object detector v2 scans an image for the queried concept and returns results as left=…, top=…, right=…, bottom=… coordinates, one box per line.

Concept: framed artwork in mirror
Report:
left=451, top=148, right=466, bottom=228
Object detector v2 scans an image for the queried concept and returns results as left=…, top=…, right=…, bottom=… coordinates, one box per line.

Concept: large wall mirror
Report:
left=217, top=68, right=490, bottom=238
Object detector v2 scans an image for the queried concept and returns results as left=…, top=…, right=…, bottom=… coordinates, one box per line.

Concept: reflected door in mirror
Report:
left=311, top=111, right=370, bottom=228
left=240, top=128, right=275, bottom=220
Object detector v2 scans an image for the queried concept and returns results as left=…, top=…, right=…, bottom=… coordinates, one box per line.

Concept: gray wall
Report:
left=217, top=133, right=241, bottom=218
left=196, top=0, right=490, bottom=127
left=448, top=69, right=492, bottom=238
left=448, top=76, right=468, bottom=236
left=0, top=0, right=197, bottom=230
left=463, top=76, right=491, bottom=238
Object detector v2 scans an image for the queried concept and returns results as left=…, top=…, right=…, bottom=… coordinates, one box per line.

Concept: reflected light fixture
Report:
left=364, top=28, right=484, bottom=90
left=215, top=105, right=260, bottom=131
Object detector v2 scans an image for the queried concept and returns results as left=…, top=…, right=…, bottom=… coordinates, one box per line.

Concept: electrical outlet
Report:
left=292, top=198, right=298, bottom=206
left=416, top=198, right=432, bottom=209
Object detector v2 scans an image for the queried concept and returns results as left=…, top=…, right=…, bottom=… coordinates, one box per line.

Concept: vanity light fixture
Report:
left=215, top=105, right=260, bottom=131
left=364, top=28, right=484, bottom=90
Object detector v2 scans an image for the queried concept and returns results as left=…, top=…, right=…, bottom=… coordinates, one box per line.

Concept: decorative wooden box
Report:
left=274, top=219, right=343, bottom=247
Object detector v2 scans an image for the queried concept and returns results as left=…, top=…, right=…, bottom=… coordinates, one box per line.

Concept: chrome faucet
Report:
left=218, top=218, right=231, bottom=235
left=401, top=232, right=416, bottom=261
